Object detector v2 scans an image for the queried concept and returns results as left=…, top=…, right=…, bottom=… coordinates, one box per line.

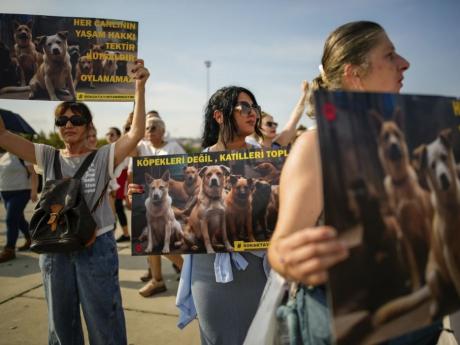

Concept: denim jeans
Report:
left=0, top=190, right=31, bottom=248
left=39, top=231, right=127, bottom=345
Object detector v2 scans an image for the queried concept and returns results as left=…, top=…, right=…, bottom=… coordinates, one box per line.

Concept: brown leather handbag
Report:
left=29, top=150, right=101, bottom=253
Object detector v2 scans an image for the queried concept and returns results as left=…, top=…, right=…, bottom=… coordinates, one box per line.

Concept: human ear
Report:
left=343, top=64, right=364, bottom=91
left=213, top=110, right=224, bottom=125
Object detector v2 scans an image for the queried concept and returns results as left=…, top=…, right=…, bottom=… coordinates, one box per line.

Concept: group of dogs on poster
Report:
left=135, top=157, right=282, bottom=255
left=333, top=105, right=460, bottom=342
left=0, top=18, right=134, bottom=100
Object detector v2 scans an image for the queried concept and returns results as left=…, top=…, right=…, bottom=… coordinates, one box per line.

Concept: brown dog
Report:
left=89, top=43, right=104, bottom=77
left=74, top=55, right=94, bottom=89
left=144, top=171, right=184, bottom=254
left=169, top=166, right=201, bottom=205
left=225, top=175, right=255, bottom=243
left=29, top=31, right=76, bottom=101
left=251, top=179, right=272, bottom=239
left=372, top=109, right=433, bottom=290
left=254, top=162, right=280, bottom=185
left=374, top=129, right=460, bottom=325
left=183, top=165, right=231, bottom=253
left=12, top=21, right=43, bottom=85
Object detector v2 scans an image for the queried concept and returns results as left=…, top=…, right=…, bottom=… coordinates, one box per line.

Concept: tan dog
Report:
left=90, top=43, right=104, bottom=77
left=12, top=21, right=43, bottom=85
left=183, top=165, right=231, bottom=253
left=225, top=175, right=255, bottom=242
left=372, top=109, right=433, bottom=290
left=374, top=129, right=460, bottom=325
left=144, top=171, right=183, bottom=254
left=102, top=51, right=118, bottom=76
left=254, top=162, right=280, bottom=185
left=29, top=31, right=76, bottom=101
left=74, top=55, right=94, bottom=89
left=169, top=166, right=202, bottom=205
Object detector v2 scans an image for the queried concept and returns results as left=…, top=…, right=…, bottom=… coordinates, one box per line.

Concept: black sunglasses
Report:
left=55, top=114, right=88, bottom=127
left=234, top=102, right=261, bottom=117
left=265, top=121, right=278, bottom=128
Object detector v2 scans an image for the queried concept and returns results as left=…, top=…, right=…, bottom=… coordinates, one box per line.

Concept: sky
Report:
left=1, top=0, right=459, bottom=139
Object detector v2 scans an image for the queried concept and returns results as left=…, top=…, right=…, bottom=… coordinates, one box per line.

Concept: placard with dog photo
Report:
left=315, top=91, right=460, bottom=345
left=0, top=13, right=137, bottom=102
left=131, top=148, right=288, bottom=255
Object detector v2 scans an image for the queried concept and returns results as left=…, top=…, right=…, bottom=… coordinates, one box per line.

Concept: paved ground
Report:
left=0, top=201, right=200, bottom=345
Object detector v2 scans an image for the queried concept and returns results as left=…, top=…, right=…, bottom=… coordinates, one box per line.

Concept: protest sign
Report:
left=131, top=148, right=288, bottom=255
left=0, top=13, right=137, bottom=101
left=315, top=91, right=460, bottom=344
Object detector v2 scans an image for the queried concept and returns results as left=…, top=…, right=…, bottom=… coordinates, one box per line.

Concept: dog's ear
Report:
left=393, top=107, right=404, bottom=128
left=439, top=128, right=452, bottom=149
left=145, top=173, right=154, bottom=185
left=229, top=175, right=238, bottom=186
left=57, top=31, right=69, bottom=41
left=198, top=166, right=208, bottom=178
left=14, top=21, right=21, bottom=29
left=369, top=109, right=384, bottom=133
left=26, top=20, right=33, bottom=29
left=161, top=170, right=170, bottom=182
left=36, top=36, right=46, bottom=52
left=220, top=165, right=231, bottom=176
left=412, top=145, right=427, bottom=172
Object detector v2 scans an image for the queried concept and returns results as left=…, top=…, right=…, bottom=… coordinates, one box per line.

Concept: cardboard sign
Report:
left=131, top=148, right=288, bottom=255
left=0, top=13, right=137, bottom=101
left=316, top=91, right=460, bottom=344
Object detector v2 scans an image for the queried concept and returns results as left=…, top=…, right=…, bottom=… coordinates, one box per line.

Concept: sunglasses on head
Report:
left=55, top=114, right=88, bottom=127
left=234, top=102, right=261, bottom=118
left=264, top=121, right=278, bottom=128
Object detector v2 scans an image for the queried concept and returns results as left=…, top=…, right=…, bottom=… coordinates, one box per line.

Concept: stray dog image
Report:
left=74, top=56, right=94, bottom=89
left=143, top=171, right=184, bottom=254
left=315, top=91, right=460, bottom=345
left=131, top=149, right=288, bottom=255
left=371, top=109, right=433, bottom=290
left=12, top=21, right=43, bottom=85
left=373, top=129, right=460, bottom=326
left=253, top=161, right=280, bottom=185
left=183, top=165, right=231, bottom=253
left=67, top=44, right=80, bottom=81
left=90, top=43, right=104, bottom=77
left=225, top=175, right=255, bottom=242
left=29, top=31, right=76, bottom=101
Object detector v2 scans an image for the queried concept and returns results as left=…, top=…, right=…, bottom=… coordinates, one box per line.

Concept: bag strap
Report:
left=18, top=158, right=31, bottom=178
left=52, top=149, right=98, bottom=180
left=91, top=180, right=110, bottom=214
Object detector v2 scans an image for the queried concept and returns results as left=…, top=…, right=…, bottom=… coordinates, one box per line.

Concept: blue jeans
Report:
left=0, top=190, right=30, bottom=248
left=39, top=231, right=127, bottom=345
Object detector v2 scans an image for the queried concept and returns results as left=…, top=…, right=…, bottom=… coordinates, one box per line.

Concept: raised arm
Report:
left=114, top=59, right=149, bottom=167
left=0, top=117, right=36, bottom=164
left=273, top=80, right=308, bottom=147
left=268, top=130, right=348, bottom=285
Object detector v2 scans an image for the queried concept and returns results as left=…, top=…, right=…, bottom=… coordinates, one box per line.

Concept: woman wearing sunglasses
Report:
left=173, top=86, right=268, bottom=345
left=250, top=80, right=309, bottom=149
left=0, top=59, right=149, bottom=345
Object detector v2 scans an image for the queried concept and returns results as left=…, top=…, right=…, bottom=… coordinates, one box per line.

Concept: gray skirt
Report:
left=191, top=253, right=267, bottom=345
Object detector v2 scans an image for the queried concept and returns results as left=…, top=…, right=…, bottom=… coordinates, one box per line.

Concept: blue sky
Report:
left=1, top=0, right=459, bottom=138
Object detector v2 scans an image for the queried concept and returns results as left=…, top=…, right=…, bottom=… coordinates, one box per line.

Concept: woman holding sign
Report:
left=246, top=21, right=442, bottom=345
left=0, top=59, right=149, bottom=345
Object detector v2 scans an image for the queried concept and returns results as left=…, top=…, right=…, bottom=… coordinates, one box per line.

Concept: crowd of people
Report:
left=0, top=20, right=453, bottom=345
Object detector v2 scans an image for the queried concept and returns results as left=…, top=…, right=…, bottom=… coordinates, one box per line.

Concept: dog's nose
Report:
left=52, top=48, right=61, bottom=55
left=388, top=144, right=402, bottom=161
left=18, top=33, right=28, bottom=39
left=152, top=193, right=160, bottom=201
left=210, top=178, right=219, bottom=187
left=440, top=173, right=450, bottom=191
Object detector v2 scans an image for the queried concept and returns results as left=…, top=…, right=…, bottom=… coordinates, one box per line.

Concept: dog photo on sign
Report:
left=131, top=148, right=288, bottom=255
left=315, top=91, right=460, bottom=345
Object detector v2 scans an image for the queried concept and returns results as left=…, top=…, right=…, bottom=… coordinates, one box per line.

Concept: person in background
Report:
left=247, top=80, right=308, bottom=149
left=87, top=123, right=98, bottom=149
left=105, top=127, right=130, bottom=242
left=127, top=114, right=184, bottom=297
left=0, top=151, right=38, bottom=262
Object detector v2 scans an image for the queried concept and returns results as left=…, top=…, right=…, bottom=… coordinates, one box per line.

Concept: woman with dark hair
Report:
left=176, top=85, right=268, bottom=345
left=0, top=59, right=149, bottom=345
